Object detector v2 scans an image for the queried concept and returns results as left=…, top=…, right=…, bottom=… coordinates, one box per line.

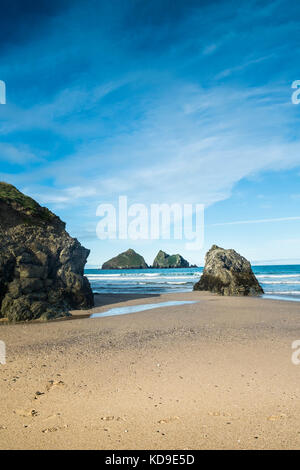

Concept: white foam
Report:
left=166, top=281, right=189, bottom=285
left=87, top=274, right=122, bottom=278
left=257, top=274, right=300, bottom=279
left=262, top=281, right=300, bottom=285
left=87, top=274, right=199, bottom=281
left=265, top=291, right=300, bottom=295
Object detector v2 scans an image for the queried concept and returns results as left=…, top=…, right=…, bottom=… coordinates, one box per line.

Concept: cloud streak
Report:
left=211, top=216, right=300, bottom=226
left=1, top=0, right=300, bottom=263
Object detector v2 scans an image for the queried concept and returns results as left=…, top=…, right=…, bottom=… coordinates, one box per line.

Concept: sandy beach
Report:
left=0, top=291, right=299, bottom=450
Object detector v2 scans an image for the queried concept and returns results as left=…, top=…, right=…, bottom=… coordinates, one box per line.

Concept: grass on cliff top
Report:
left=154, top=251, right=181, bottom=265
left=0, top=182, right=56, bottom=223
left=104, top=249, right=147, bottom=268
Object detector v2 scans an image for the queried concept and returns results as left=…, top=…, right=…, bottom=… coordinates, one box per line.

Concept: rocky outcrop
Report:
left=152, top=250, right=189, bottom=268
left=102, top=249, right=148, bottom=269
left=0, top=182, right=94, bottom=322
left=193, top=245, right=263, bottom=296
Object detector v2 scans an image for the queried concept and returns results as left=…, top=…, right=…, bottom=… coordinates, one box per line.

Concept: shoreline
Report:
left=86, top=263, right=300, bottom=303
left=0, top=290, right=299, bottom=325
left=73, top=290, right=300, bottom=318
left=1, top=292, right=300, bottom=449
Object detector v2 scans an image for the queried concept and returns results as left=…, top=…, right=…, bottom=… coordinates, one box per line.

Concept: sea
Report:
left=85, top=265, right=300, bottom=302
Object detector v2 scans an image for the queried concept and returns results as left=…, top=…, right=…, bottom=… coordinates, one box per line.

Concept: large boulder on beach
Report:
left=0, top=182, right=94, bottom=322
left=152, top=250, right=189, bottom=268
left=102, top=248, right=148, bottom=269
left=193, top=245, right=264, bottom=296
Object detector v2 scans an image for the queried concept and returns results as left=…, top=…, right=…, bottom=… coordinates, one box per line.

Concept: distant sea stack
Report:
left=152, top=250, right=189, bottom=268
left=194, top=245, right=264, bottom=296
left=102, top=249, right=148, bottom=269
left=0, top=182, right=94, bottom=322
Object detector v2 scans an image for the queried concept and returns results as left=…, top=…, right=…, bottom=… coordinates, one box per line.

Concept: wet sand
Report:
left=0, top=291, right=300, bottom=449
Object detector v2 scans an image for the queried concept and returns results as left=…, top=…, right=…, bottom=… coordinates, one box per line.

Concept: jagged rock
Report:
left=0, top=182, right=94, bottom=322
left=102, top=249, right=148, bottom=269
left=193, top=245, right=263, bottom=296
left=152, top=250, right=189, bottom=268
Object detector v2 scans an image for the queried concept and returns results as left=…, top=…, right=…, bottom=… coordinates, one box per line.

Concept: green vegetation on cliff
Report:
left=152, top=250, right=189, bottom=268
left=102, top=249, right=148, bottom=269
left=0, top=182, right=57, bottom=224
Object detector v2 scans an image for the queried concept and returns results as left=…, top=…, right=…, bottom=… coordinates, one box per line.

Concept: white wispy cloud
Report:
left=0, top=143, right=41, bottom=165
left=4, top=81, right=300, bottom=213
left=210, top=216, right=300, bottom=227
left=1, top=0, right=300, bottom=264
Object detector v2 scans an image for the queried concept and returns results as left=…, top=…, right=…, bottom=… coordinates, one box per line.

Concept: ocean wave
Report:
left=166, top=281, right=189, bottom=285
left=86, top=267, right=300, bottom=298
left=86, top=271, right=200, bottom=277
left=87, top=273, right=122, bottom=278
left=87, top=275, right=199, bottom=281
left=256, top=274, right=300, bottom=278
left=262, top=281, right=300, bottom=284
left=265, top=291, right=300, bottom=295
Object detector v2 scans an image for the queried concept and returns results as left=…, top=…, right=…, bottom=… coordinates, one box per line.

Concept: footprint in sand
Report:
left=101, top=416, right=115, bottom=421
left=42, top=427, right=58, bottom=433
left=14, top=408, right=38, bottom=417
left=100, top=416, right=126, bottom=422
left=158, top=416, right=180, bottom=424
left=42, top=424, right=68, bottom=433
left=267, top=414, right=287, bottom=421
left=208, top=411, right=232, bottom=417
left=46, top=380, right=65, bottom=392
left=45, top=413, right=62, bottom=421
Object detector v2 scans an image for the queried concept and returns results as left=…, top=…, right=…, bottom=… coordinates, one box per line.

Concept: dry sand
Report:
left=0, top=291, right=300, bottom=450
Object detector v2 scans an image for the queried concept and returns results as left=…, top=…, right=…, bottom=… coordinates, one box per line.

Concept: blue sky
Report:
left=1, top=0, right=300, bottom=266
